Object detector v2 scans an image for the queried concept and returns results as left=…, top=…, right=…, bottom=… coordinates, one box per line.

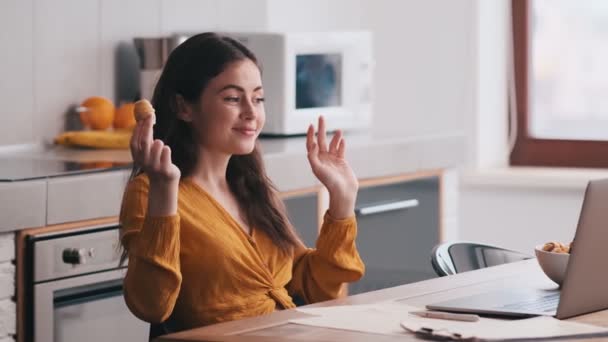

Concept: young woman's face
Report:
left=191, top=58, right=265, bottom=155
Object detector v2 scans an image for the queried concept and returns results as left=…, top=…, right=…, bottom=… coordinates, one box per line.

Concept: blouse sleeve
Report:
left=120, top=175, right=182, bottom=323
left=287, top=211, right=365, bottom=304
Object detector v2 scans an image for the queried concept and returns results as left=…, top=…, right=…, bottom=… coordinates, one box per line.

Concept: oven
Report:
left=25, top=224, right=149, bottom=342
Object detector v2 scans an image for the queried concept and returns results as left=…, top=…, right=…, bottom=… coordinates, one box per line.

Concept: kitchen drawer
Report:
left=46, top=171, right=130, bottom=225
left=0, top=180, right=46, bottom=232
left=350, top=176, right=440, bottom=294
left=283, top=193, right=318, bottom=248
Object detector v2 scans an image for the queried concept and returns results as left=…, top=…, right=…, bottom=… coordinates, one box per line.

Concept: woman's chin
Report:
left=232, top=142, right=256, bottom=155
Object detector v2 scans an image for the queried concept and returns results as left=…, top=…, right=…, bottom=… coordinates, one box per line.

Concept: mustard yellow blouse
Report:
left=120, top=174, right=365, bottom=331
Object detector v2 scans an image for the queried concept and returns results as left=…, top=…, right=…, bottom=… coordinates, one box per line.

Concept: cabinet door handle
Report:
left=355, top=199, right=419, bottom=216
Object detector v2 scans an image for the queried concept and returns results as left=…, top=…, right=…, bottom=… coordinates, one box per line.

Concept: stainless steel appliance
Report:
left=133, top=37, right=181, bottom=101
left=25, top=224, right=148, bottom=342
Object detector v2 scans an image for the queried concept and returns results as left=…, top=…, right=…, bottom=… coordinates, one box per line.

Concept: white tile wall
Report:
left=159, top=0, right=219, bottom=34
left=1, top=0, right=474, bottom=151
left=217, top=0, right=268, bottom=30
left=1, top=0, right=271, bottom=145
left=266, top=0, right=366, bottom=31
left=100, top=0, right=162, bottom=103
left=33, top=0, right=100, bottom=142
left=0, top=0, right=34, bottom=145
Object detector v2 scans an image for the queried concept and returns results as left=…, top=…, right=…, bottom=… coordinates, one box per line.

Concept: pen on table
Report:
left=409, top=310, right=480, bottom=322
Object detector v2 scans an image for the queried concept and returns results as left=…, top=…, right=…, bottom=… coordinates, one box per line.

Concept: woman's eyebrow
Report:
left=217, top=84, right=263, bottom=93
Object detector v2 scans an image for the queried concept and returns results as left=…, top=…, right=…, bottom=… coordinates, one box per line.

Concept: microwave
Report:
left=221, top=31, right=374, bottom=136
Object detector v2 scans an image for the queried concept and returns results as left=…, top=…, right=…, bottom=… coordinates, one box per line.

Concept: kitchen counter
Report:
left=0, top=132, right=465, bottom=232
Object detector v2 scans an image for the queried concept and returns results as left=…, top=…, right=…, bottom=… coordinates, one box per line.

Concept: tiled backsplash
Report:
left=0, top=0, right=268, bottom=146
left=1, top=0, right=476, bottom=151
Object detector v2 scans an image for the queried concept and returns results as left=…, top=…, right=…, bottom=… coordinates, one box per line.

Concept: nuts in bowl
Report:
left=535, top=241, right=572, bottom=286
left=542, top=241, right=571, bottom=254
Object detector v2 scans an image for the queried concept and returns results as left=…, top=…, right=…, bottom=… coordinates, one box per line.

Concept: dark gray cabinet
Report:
left=283, top=193, right=319, bottom=248
left=349, top=176, right=440, bottom=295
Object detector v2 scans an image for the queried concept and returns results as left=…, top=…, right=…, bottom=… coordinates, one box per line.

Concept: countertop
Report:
left=0, top=132, right=466, bottom=231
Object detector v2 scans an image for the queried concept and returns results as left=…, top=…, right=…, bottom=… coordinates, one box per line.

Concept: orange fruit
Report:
left=113, top=103, right=136, bottom=129
left=78, top=96, right=115, bottom=130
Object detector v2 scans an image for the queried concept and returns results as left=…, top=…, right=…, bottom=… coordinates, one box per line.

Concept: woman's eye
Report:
left=225, top=96, right=240, bottom=103
left=255, top=97, right=265, bottom=104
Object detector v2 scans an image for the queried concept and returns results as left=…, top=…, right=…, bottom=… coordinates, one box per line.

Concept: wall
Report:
left=0, top=0, right=475, bottom=146
left=0, top=0, right=268, bottom=145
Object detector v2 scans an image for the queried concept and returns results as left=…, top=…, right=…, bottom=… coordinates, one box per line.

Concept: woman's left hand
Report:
left=306, top=116, right=358, bottom=219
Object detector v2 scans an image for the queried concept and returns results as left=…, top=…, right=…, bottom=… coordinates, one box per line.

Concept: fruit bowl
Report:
left=535, top=245, right=570, bottom=286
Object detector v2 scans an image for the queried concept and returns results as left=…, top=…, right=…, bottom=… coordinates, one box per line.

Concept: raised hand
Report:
left=130, top=103, right=181, bottom=184
left=131, top=101, right=181, bottom=217
left=306, top=116, right=358, bottom=219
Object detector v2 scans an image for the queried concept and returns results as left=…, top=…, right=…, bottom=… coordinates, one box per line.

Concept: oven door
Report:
left=34, top=268, right=148, bottom=342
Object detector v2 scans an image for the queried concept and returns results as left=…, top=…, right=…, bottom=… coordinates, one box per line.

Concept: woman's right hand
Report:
left=130, top=112, right=181, bottom=183
left=131, top=112, right=181, bottom=216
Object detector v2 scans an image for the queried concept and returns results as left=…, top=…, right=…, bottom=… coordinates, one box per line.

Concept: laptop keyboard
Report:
left=500, top=292, right=560, bottom=312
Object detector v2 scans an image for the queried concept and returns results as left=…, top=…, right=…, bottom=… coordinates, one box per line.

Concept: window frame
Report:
left=510, top=0, right=608, bottom=168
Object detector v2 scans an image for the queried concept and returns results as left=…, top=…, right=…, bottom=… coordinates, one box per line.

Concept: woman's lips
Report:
left=233, top=128, right=257, bottom=136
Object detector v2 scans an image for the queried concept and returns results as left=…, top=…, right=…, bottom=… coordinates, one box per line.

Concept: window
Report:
left=511, top=0, right=608, bottom=167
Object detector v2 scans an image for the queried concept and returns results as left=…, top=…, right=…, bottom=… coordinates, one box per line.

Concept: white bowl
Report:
left=535, top=245, right=570, bottom=286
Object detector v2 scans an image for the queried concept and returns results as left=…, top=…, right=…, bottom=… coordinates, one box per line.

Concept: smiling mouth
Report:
left=233, top=128, right=257, bottom=136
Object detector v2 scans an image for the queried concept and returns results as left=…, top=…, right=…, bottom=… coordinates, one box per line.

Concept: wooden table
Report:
left=156, top=260, right=608, bottom=341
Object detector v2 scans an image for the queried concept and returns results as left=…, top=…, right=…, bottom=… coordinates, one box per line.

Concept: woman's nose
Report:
left=240, top=99, right=257, bottom=119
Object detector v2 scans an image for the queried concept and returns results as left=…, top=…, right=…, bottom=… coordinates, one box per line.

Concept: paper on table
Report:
left=291, top=301, right=608, bottom=340
left=295, top=303, right=381, bottom=316
left=401, top=316, right=608, bottom=340
left=292, top=302, right=418, bottom=336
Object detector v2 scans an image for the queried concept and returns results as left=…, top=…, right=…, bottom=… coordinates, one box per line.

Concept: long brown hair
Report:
left=121, top=32, right=299, bottom=258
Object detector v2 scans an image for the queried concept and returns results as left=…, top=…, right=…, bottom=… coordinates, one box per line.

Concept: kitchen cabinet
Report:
left=279, top=172, right=443, bottom=296
left=0, top=180, right=46, bottom=232
left=46, top=171, right=129, bottom=225
left=348, top=174, right=441, bottom=295
left=282, top=192, right=320, bottom=248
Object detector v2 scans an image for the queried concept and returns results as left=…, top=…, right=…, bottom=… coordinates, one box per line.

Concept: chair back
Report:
left=431, top=241, right=533, bottom=276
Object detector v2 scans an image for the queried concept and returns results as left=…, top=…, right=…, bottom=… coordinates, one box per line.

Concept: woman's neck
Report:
left=189, top=147, right=231, bottom=192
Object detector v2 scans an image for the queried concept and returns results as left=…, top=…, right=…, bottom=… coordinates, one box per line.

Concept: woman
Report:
left=120, top=32, right=364, bottom=333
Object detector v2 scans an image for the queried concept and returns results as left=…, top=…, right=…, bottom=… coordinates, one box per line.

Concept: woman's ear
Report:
left=176, top=94, right=193, bottom=122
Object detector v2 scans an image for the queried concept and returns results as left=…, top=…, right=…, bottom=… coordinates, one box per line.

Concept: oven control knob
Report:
left=62, top=248, right=86, bottom=265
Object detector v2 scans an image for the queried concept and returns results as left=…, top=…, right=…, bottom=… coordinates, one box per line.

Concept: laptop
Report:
left=427, top=179, right=608, bottom=319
